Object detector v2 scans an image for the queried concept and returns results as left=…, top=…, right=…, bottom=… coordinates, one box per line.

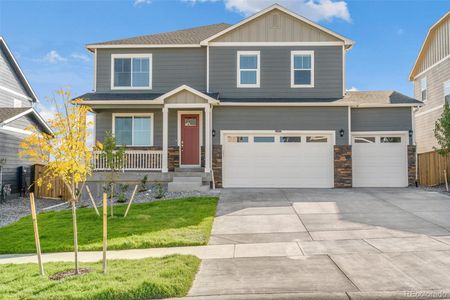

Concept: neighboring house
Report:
left=0, top=37, right=53, bottom=195
left=79, top=4, right=421, bottom=190
left=410, top=11, right=450, bottom=154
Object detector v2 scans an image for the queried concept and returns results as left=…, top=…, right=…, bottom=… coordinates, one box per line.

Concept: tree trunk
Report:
left=110, top=183, right=114, bottom=217
left=71, top=201, right=79, bottom=274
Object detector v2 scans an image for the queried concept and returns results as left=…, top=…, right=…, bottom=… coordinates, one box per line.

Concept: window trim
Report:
left=420, top=76, right=427, bottom=102
left=237, top=51, right=260, bottom=88
left=111, top=53, right=153, bottom=90
left=291, top=50, right=314, bottom=88
left=444, top=80, right=450, bottom=104
left=112, top=112, right=154, bottom=147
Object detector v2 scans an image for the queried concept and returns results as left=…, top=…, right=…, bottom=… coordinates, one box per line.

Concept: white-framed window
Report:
left=420, top=77, right=427, bottom=101
left=112, top=113, right=153, bottom=146
left=291, top=50, right=314, bottom=88
left=111, top=54, right=152, bottom=89
left=237, top=51, right=260, bottom=88
left=13, top=99, right=22, bottom=108
left=444, top=80, right=450, bottom=105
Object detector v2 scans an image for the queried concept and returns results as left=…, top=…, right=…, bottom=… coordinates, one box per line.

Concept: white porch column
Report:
left=204, top=104, right=211, bottom=173
left=162, top=106, right=168, bottom=172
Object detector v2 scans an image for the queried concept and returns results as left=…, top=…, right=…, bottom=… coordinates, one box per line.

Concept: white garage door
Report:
left=222, top=132, right=334, bottom=188
left=352, top=133, right=408, bottom=187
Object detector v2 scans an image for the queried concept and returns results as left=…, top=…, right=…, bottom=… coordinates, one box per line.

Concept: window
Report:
left=445, top=81, right=450, bottom=105
left=237, top=51, right=260, bottom=87
left=291, top=51, right=314, bottom=88
left=112, top=54, right=152, bottom=89
left=306, top=136, right=327, bottom=143
left=254, top=136, right=275, bottom=143
left=420, top=77, right=427, bottom=101
left=354, top=137, right=376, bottom=144
left=380, top=137, right=401, bottom=143
left=280, top=136, right=301, bottom=143
left=184, top=118, right=197, bottom=126
left=13, top=99, right=22, bottom=108
left=227, top=136, right=248, bottom=143
left=113, top=114, right=153, bottom=146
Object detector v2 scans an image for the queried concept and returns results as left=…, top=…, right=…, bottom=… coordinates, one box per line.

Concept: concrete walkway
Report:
left=3, top=188, right=450, bottom=299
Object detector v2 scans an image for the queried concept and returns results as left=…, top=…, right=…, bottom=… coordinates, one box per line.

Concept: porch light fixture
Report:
left=409, top=129, right=413, bottom=137
left=339, top=129, right=345, bottom=137
left=212, top=129, right=216, bottom=137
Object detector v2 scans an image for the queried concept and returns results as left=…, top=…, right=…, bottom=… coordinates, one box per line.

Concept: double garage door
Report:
left=222, top=131, right=408, bottom=188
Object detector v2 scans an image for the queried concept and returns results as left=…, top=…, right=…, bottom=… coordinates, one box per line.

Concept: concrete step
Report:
left=168, top=181, right=210, bottom=192
left=173, top=176, right=202, bottom=183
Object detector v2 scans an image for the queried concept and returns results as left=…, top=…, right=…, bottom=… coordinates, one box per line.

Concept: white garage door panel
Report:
left=352, top=135, right=408, bottom=187
left=223, top=133, right=334, bottom=188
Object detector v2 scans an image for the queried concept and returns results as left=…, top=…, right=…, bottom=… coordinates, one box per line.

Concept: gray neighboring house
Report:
left=410, top=11, right=449, bottom=154
left=0, top=37, right=53, bottom=195
left=79, top=4, right=421, bottom=190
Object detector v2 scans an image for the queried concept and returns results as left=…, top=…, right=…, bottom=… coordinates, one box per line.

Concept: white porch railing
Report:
left=92, top=150, right=163, bottom=171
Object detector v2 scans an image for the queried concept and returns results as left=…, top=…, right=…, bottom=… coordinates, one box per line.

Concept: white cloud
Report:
left=42, top=50, right=67, bottom=63
left=71, top=53, right=90, bottom=63
left=133, top=0, right=151, bottom=6
left=346, top=86, right=358, bottom=91
left=184, top=0, right=351, bottom=22
left=37, top=105, right=58, bottom=122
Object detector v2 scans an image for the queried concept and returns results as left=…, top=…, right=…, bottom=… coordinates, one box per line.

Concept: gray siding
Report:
left=0, top=45, right=33, bottom=107
left=352, top=108, right=412, bottom=132
left=0, top=130, right=32, bottom=194
left=95, top=109, right=205, bottom=147
left=209, top=46, right=343, bottom=99
left=212, top=106, right=348, bottom=145
left=96, top=48, right=206, bottom=94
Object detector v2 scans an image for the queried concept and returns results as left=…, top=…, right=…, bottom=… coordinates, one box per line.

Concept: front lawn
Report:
left=0, top=197, right=218, bottom=254
left=0, top=255, right=200, bottom=300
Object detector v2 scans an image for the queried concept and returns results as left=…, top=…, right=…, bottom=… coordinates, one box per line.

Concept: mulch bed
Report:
left=49, top=268, right=95, bottom=280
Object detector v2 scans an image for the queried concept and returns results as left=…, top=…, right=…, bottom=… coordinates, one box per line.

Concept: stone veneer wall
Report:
left=168, top=146, right=180, bottom=171
left=212, top=145, right=222, bottom=188
left=201, top=146, right=205, bottom=168
left=408, top=145, right=416, bottom=186
left=334, top=145, right=352, bottom=188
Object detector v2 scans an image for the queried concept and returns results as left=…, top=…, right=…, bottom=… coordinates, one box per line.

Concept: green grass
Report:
left=0, top=255, right=200, bottom=300
left=0, top=197, right=218, bottom=254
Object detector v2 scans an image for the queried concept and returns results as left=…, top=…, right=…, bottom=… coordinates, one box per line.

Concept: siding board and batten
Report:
left=211, top=9, right=341, bottom=43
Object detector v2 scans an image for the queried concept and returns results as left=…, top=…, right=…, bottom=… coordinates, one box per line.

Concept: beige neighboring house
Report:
left=410, top=11, right=450, bottom=154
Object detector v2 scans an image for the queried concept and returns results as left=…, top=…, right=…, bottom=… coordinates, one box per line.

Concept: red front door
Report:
left=181, top=114, right=200, bottom=165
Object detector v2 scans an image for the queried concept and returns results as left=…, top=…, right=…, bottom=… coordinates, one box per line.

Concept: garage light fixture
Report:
left=212, top=129, right=216, bottom=137
left=339, top=129, right=345, bottom=137
left=409, top=129, right=413, bottom=138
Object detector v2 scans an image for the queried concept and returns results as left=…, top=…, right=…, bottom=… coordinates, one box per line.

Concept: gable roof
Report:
left=201, top=4, right=354, bottom=48
left=0, top=107, right=53, bottom=135
left=409, top=11, right=450, bottom=80
left=86, top=23, right=231, bottom=51
left=0, top=37, right=39, bottom=102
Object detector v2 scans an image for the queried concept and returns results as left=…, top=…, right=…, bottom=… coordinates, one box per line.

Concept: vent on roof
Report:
left=272, top=13, right=280, bottom=28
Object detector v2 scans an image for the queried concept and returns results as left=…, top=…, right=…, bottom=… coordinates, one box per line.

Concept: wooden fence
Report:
left=417, top=151, right=450, bottom=186
left=32, top=164, right=70, bottom=200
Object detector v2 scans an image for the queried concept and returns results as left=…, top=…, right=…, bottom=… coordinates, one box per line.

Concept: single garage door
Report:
left=352, top=133, right=408, bottom=187
left=222, top=131, right=334, bottom=188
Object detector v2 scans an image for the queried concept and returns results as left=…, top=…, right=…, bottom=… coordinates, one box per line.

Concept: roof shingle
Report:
left=0, top=107, right=31, bottom=123
left=88, top=23, right=231, bottom=47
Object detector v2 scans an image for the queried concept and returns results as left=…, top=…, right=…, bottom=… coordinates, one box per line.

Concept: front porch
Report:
left=85, top=85, right=222, bottom=190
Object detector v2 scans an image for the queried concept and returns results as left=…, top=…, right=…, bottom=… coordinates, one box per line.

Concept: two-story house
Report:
left=0, top=37, right=53, bottom=195
left=410, top=11, right=449, bottom=154
left=79, top=4, right=421, bottom=190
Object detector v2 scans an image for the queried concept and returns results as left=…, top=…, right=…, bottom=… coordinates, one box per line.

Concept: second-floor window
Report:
left=237, top=51, right=260, bottom=88
left=291, top=51, right=314, bottom=88
left=445, top=80, right=450, bottom=105
left=112, top=54, right=152, bottom=89
left=420, top=77, right=427, bottom=101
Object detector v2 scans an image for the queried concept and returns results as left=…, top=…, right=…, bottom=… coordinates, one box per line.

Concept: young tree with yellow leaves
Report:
left=20, top=89, right=93, bottom=274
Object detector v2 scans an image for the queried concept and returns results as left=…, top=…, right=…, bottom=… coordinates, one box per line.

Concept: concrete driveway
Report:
left=188, top=188, right=450, bottom=299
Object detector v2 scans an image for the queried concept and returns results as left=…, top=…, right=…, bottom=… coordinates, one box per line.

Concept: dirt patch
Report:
left=49, top=268, right=95, bottom=280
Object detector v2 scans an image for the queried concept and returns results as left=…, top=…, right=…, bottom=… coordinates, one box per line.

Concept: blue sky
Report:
left=0, top=0, right=448, bottom=119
